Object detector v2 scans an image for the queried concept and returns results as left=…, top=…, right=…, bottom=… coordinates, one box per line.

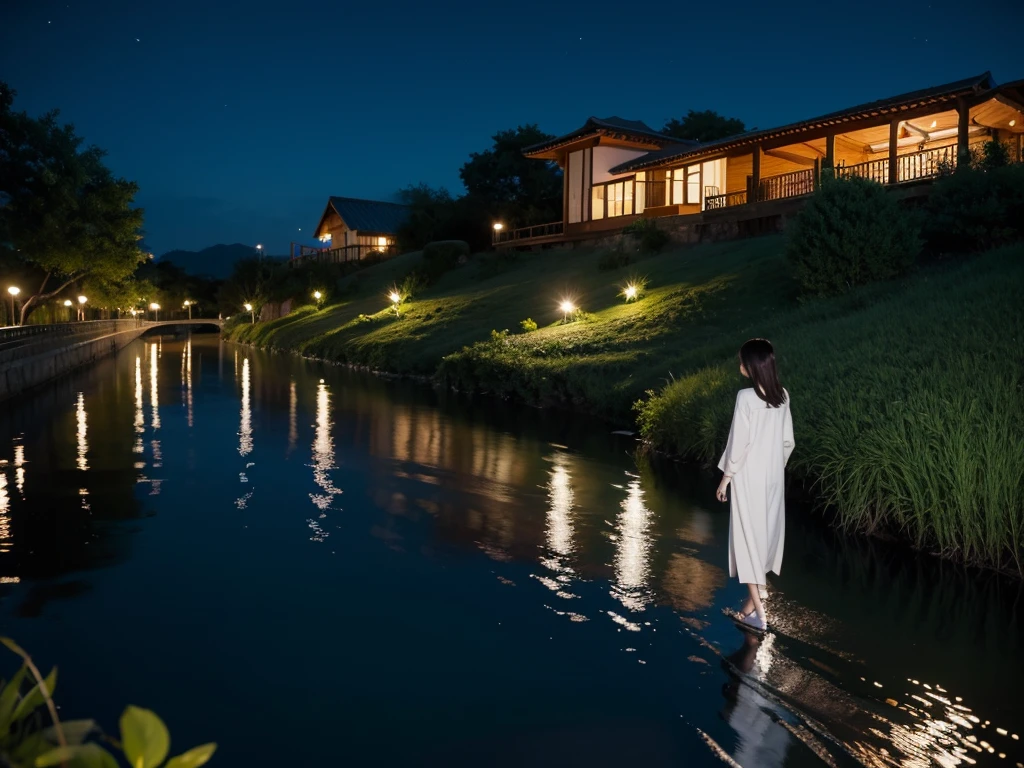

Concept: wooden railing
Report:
left=897, top=144, right=958, bottom=181
left=756, top=168, right=816, bottom=202
left=494, top=221, right=564, bottom=245
left=291, top=244, right=397, bottom=266
left=705, top=190, right=748, bottom=210
left=835, top=157, right=889, bottom=184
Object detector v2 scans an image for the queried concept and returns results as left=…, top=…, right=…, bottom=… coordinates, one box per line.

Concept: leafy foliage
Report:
left=0, top=82, right=146, bottom=323
left=786, top=175, right=921, bottom=298
left=923, top=142, right=1024, bottom=256
left=519, top=317, right=538, bottom=333
left=0, top=637, right=216, bottom=768
left=661, top=110, right=746, bottom=142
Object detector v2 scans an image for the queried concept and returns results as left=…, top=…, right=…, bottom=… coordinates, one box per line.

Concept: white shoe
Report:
left=740, top=612, right=767, bottom=633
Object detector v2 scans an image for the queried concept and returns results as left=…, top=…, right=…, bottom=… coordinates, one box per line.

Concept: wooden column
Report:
left=825, top=134, right=836, bottom=169
left=1017, top=133, right=1023, bottom=164
left=751, top=147, right=761, bottom=201
left=957, top=97, right=970, bottom=167
left=888, top=120, right=899, bottom=185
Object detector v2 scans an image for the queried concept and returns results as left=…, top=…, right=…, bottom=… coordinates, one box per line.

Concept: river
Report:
left=0, top=332, right=1021, bottom=767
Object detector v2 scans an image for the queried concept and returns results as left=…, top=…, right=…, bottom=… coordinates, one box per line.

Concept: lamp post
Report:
left=63, top=299, right=73, bottom=323
left=244, top=302, right=254, bottom=324
left=130, top=308, right=138, bottom=326
left=313, top=290, right=323, bottom=309
left=492, top=222, right=504, bottom=245
left=388, top=291, right=401, bottom=317
left=150, top=302, right=160, bottom=322
left=256, top=244, right=263, bottom=262
left=183, top=300, right=193, bottom=320
left=6, top=286, right=19, bottom=326
left=559, top=299, right=576, bottom=323
left=77, top=295, right=87, bottom=322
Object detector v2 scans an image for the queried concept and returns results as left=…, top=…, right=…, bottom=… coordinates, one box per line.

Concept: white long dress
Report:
left=717, top=387, right=795, bottom=585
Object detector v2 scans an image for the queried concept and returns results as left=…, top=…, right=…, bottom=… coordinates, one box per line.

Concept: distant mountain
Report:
left=157, top=243, right=264, bottom=279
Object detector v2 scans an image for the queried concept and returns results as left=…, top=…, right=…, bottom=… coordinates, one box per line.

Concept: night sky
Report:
left=2, top=0, right=1021, bottom=256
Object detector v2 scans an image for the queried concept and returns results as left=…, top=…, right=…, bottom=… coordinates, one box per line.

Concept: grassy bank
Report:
left=227, top=238, right=1024, bottom=574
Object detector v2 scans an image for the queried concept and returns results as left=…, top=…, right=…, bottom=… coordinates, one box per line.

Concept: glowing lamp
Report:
left=150, top=302, right=160, bottom=310
left=64, top=299, right=73, bottom=307
left=78, top=295, right=87, bottom=304
left=389, top=292, right=401, bottom=304
left=624, top=285, right=638, bottom=300
left=559, top=300, right=576, bottom=315
left=244, top=303, right=253, bottom=311
left=493, top=223, right=504, bottom=231
left=7, top=286, right=19, bottom=296
left=1011, top=119, right=1017, bottom=127
left=313, top=291, right=322, bottom=300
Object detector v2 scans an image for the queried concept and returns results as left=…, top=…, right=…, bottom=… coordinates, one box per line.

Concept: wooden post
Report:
left=888, top=120, right=899, bottom=185
left=1017, top=133, right=1022, bottom=164
left=957, top=97, right=970, bottom=168
left=813, top=158, right=821, bottom=189
left=825, top=134, right=835, bottom=169
left=751, top=147, right=761, bottom=202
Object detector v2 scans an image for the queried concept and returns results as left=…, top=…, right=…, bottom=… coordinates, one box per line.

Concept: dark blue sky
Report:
left=2, top=0, right=1021, bottom=256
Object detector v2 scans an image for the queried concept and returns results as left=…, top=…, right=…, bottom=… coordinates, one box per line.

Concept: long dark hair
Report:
left=739, top=338, right=786, bottom=408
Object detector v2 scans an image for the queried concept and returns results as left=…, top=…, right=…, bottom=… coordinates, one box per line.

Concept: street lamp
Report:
left=256, top=244, right=263, bottom=261
left=183, top=299, right=193, bottom=320
left=559, top=299, right=576, bottom=322
left=492, top=222, right=504, bottom=244
left=149, top=302, right=160, bottom=322
left=6, top=286, right=19, bottom=326
left=313, top=290, right=323, bottom=309
left=244, top=302, right=254, bottom=324
left=78, top=295, right=87, bottom=322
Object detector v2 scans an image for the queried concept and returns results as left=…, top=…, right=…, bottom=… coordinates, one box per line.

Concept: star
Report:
left=136, top=38, right=140, bottom=42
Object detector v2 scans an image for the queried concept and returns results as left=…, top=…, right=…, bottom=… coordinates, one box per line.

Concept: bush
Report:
left=421, top=240, right=471, bottom=282
left=786, top=175, right=921, bottom=298
left=598, top=247, right=632, bottom=271
left=923, top=162, right=1024, bottom=256
left=623, top=217, right=670, bottom=253
left=520, top=317, right=538, bottom=333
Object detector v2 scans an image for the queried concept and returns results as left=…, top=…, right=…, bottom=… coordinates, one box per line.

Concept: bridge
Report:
left=0, top=319, right=223, bottom=402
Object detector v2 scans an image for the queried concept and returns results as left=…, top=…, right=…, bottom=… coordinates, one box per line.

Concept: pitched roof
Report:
left=324, top=196, right=410, bottom=234
left=523, top=116, right=693, bottom=157
left=609, top=72, right=995, bottom=174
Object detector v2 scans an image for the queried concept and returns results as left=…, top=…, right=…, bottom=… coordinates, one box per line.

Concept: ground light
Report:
left=622, top=283, right=640, bottom=302
left=559, top=299, right=577, bottom=323
left=313, top=290, right=323, bottom=309
left=389, top=291, right=401, bottom=317
left=6, top=286, right=19, bottom=326
left=244, top=303, right=255, bottom=324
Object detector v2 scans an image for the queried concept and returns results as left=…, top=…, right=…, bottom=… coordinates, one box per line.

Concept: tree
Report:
left=0, top=82, right=146, bottom=324
left=662, top=110, right=747, bottom=143
left=458, top=124, right=562, bottom=226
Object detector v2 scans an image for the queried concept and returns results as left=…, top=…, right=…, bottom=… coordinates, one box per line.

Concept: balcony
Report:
left=290, top=243, right=397, bottom=266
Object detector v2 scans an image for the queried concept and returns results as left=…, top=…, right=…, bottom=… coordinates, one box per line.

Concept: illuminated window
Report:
left=592, top=186, right=605, bottom=220
left=687, top=165, right=701, bottom=204
left=377, top=236, right=388, bottom=249
left=635, top=172, right=646, bottom=213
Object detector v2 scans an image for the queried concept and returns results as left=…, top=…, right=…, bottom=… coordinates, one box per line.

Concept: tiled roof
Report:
left=609, top=72, right=994, bottom=174
left=523, top=116, right=693, bottom=157
left=327, top=196, right=410, bottom=234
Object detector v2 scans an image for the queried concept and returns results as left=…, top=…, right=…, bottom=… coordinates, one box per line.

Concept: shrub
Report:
left=598, top=247, right=632, bottom=271
left=520, top=317, right=538, bottom=333
left=923, top=162, right=1024, bottom=256
left=786, top=175, right=921, bottom=298
left=421, top=240, right=471, bottom=282
left=623, top=217, right=670, bottom=253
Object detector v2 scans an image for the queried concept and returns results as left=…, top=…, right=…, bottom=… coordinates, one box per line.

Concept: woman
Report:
left=715, top=338, right=795, bottom=632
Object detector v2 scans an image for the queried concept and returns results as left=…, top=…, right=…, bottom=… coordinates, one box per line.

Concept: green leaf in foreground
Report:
left=34, top=743, right=119, bottom=768
left=120, top=705, right=170, bottom=768
left=165, top=743, right=218, bottom=768
left=11, top=666, right=58, bottom=723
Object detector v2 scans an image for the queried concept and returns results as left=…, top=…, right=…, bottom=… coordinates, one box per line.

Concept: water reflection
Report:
left=14, top=443, right=25, bottom=495
left=238, top=357, right=252, bottom=457
left=149, top=342, right=161, bottom=430
left=183, top=336, right=193, bottom=428
left=75, top=392, right=88, bottom=472
left=0, top=471, right=10, bottom=555
left=611, top=477, right=652, bottom=612
left=533, top=452, right=577, bottom=600
left=287, top=379, right=297, bottom=455
left=309, top=380, right=341, bottom=518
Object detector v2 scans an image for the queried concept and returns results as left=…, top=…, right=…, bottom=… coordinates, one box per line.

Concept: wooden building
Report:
left=501, top=73, right=1024, bottom=247
left=295, top=196, right=410, bottom=264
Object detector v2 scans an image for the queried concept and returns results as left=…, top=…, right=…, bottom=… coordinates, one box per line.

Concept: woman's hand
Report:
left=716, top=475, right=731, bottom=502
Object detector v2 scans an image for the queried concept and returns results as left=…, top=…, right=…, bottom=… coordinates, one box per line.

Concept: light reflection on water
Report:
left=0, top=334, right=1021, bottom=768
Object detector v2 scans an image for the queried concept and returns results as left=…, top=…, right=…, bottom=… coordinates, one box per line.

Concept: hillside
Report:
left=158, top=243, right=262, bottom=279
